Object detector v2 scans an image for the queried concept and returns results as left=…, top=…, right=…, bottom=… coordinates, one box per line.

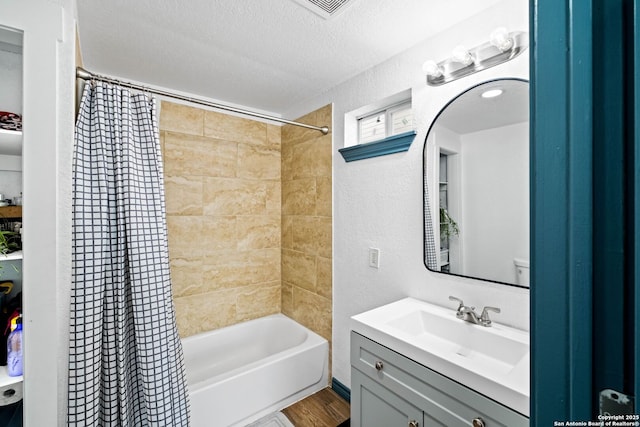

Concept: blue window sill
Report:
left=339, top=131, right=417, bottom=162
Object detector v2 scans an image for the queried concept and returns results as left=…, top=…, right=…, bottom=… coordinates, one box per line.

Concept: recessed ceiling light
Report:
left=481, top=89, right=504, bottom=99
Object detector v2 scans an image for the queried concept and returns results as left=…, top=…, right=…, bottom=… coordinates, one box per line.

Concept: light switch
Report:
left=369, top=248, right=380, bottom=268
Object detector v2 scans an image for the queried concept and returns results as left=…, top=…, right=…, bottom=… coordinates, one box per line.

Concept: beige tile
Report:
left=165, top=175, right=203, bottom=215
left=265, top=180, right=281, bottom=215
left=292, top=216, right=332, bottom=258
left=292, top=286, right=332, bottom=342
left=167, top=216, right=203, bottom=259
left=316, top=176, right=332, bottom=218
left=266, top=124, right=282, bottom=150
left=204, top=110, right=267, bottom=145
left=315, top=104, right=333, bottom=134
left=282, top=249, right=316, bottom=292
left=164, top=132, right=237, bottom=177
left=295, top=109, right=316, bottom=125
left=170, top=103, right=336, bottom=339
left=310, top=134, right=332, bottom=179
left=237, top=215, right=280, bottom=250
left=281, top=281, right=294, bottom=317
left=282, top=178, right=316, bottom=216
left=290, top=138, right=331, bottom=180
left=160, top=131, right=166, bottom=158
left=201, top=216, right=238, bottom=254
left=203, top=178, right=267, bottom=215
left=237, top=143, right=281, bottom=180
left=317, top=217, right=332, bottom=258
left=316, top=256, right=332, bottom=300
left=160, top=101, right=204, bottom=136
left=281, top=141, right=294, bottom=178
left=289, top=140, right=313, bottom=180
left=174, top=290, right=237, bottom=337
left=282, top=124, right=319, bottom=147
left=170, top=257, right=203, bottom=297
left=202, top=249, right=280, bottom=290
left=282, top=111, right=318, bottom=147
left=281, top=215, right=294, bottom=250
left=236, top=282, right=281, bottom=321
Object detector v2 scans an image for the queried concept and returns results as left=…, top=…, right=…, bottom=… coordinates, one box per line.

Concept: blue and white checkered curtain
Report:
left=68, top=82, right=190, bottom=426
left=424, top=172, right=438, bottom=270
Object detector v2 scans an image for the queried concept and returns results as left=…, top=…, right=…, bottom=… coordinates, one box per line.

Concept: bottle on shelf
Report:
left=6, top=315, right=22, bottom=377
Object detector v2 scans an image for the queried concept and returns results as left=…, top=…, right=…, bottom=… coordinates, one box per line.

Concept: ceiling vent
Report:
left=290, top=0, right=355, bottom=19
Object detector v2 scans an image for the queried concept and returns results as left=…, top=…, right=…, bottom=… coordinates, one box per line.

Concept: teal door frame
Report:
left=531, top=0, right=593, bottom=423
left=632, top=0, right=640, bottom=407
left=532, top=0, right=639, bottom=423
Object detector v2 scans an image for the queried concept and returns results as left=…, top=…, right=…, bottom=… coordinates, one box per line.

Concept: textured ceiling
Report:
left=77, top=0, right=504, bottom=114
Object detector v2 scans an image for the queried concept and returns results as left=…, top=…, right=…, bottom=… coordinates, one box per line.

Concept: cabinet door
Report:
left=352, top=369, right=426, bottom=427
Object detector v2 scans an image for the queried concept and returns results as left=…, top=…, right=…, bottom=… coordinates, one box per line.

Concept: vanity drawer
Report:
left=351, top=331, right=528, bottom=427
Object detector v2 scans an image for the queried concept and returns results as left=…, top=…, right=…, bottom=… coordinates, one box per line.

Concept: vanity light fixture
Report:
left=423, top=27, right=528, bottom=86
left=489, top=27, right=514, bottom=52
left=451, top=45, right=474, bottom=66
left=422, top=60, right=444, bottom=78
left=481, top=88, right=504, bottom=98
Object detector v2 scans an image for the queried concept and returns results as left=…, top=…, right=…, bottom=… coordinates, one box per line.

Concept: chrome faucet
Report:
left=448, top=296, right=501, bottom=327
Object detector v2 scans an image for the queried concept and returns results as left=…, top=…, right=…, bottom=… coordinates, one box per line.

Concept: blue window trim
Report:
left=338, top=131, right=416, bottom=162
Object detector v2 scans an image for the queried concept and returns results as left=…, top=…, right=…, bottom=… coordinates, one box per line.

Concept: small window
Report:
left=357, top=101, right=412, bottom=144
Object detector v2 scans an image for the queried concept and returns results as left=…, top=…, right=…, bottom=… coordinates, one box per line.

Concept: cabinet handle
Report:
left=375, top=361, right=384, bottom=371
left=472, top=417, right=486, bottom=427
left=408, top=421, right=419, bottom=427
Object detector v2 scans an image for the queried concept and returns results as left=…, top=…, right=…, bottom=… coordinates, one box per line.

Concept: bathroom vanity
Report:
left=350, top=298, right=529, bottom=427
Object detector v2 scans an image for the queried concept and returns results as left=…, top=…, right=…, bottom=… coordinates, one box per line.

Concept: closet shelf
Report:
left=0, top=251, right=22, bottom=261
left=0, top=366, right=22, bottom=388
left=0, top=128, right=22, bottom=156
left=0, top=206, right=22, bottom=219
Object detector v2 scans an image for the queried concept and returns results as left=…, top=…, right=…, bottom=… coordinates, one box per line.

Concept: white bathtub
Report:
left=182, top=314, right=329, bottom=427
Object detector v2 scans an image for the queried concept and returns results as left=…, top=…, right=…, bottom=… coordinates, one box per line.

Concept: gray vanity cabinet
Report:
left=353, top=369, right=425, bottom=427
left=350, top=331, right=528, bottom=427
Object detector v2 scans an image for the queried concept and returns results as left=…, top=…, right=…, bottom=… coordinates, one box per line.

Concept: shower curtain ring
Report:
left=143, top=85, right=152, bottom=100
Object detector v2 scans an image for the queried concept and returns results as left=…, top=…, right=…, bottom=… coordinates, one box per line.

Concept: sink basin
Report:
left=386, top=309, right=528, bottom=376
left=351, top=297, right=529, bottom=416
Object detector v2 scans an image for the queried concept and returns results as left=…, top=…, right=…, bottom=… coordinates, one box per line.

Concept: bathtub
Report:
left=182, top=314, right=329, bottom=427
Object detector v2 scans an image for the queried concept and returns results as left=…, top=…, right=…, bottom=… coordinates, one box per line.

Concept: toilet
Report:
left=514, top=258, right=530, bottom=286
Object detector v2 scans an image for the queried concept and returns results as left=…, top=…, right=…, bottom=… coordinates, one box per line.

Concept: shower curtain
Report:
left=424, top=174, right=438, bottom=270
left=68, top=82, right=190, bottom=426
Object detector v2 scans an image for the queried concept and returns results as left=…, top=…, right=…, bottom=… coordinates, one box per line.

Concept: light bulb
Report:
left=452, top=45, right=474, bottom=66
left=481, top=88, right=503, bottom=98
left=490, top=27, right=514, bottom=52
left=422, top=60, right=443, bottom=77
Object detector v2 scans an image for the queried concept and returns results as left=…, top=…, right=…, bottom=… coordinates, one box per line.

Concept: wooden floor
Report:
left=282, top=387, right=350, bottom=427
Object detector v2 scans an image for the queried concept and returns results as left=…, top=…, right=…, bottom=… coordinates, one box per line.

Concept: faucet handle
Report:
left=448, top=296, right=464, bottom=309
left=480, top=306, right=501, bottom=326
left=449, top=296, right=465, bottom=319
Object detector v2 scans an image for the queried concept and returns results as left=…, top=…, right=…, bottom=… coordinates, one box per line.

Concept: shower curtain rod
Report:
left=76, top=67, right=330, bottom=135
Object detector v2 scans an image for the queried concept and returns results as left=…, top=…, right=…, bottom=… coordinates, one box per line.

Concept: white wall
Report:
left=285, top=0, right=530, bottom=389
left=461, top=122, right=529, bottom=283
left=1, top=2, right=76, bottom=426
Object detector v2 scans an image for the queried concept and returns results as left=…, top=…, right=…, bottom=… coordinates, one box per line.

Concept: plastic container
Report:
left=6, top=317, right=22, bottom=377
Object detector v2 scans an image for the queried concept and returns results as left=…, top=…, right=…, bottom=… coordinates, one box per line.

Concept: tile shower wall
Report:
left=160, top=101, right=282, bottom=337
left=281, top=105, right=333, bottom=344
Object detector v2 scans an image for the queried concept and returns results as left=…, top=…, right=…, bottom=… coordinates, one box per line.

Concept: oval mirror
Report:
left=423, top=79, right=529, bottom=287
